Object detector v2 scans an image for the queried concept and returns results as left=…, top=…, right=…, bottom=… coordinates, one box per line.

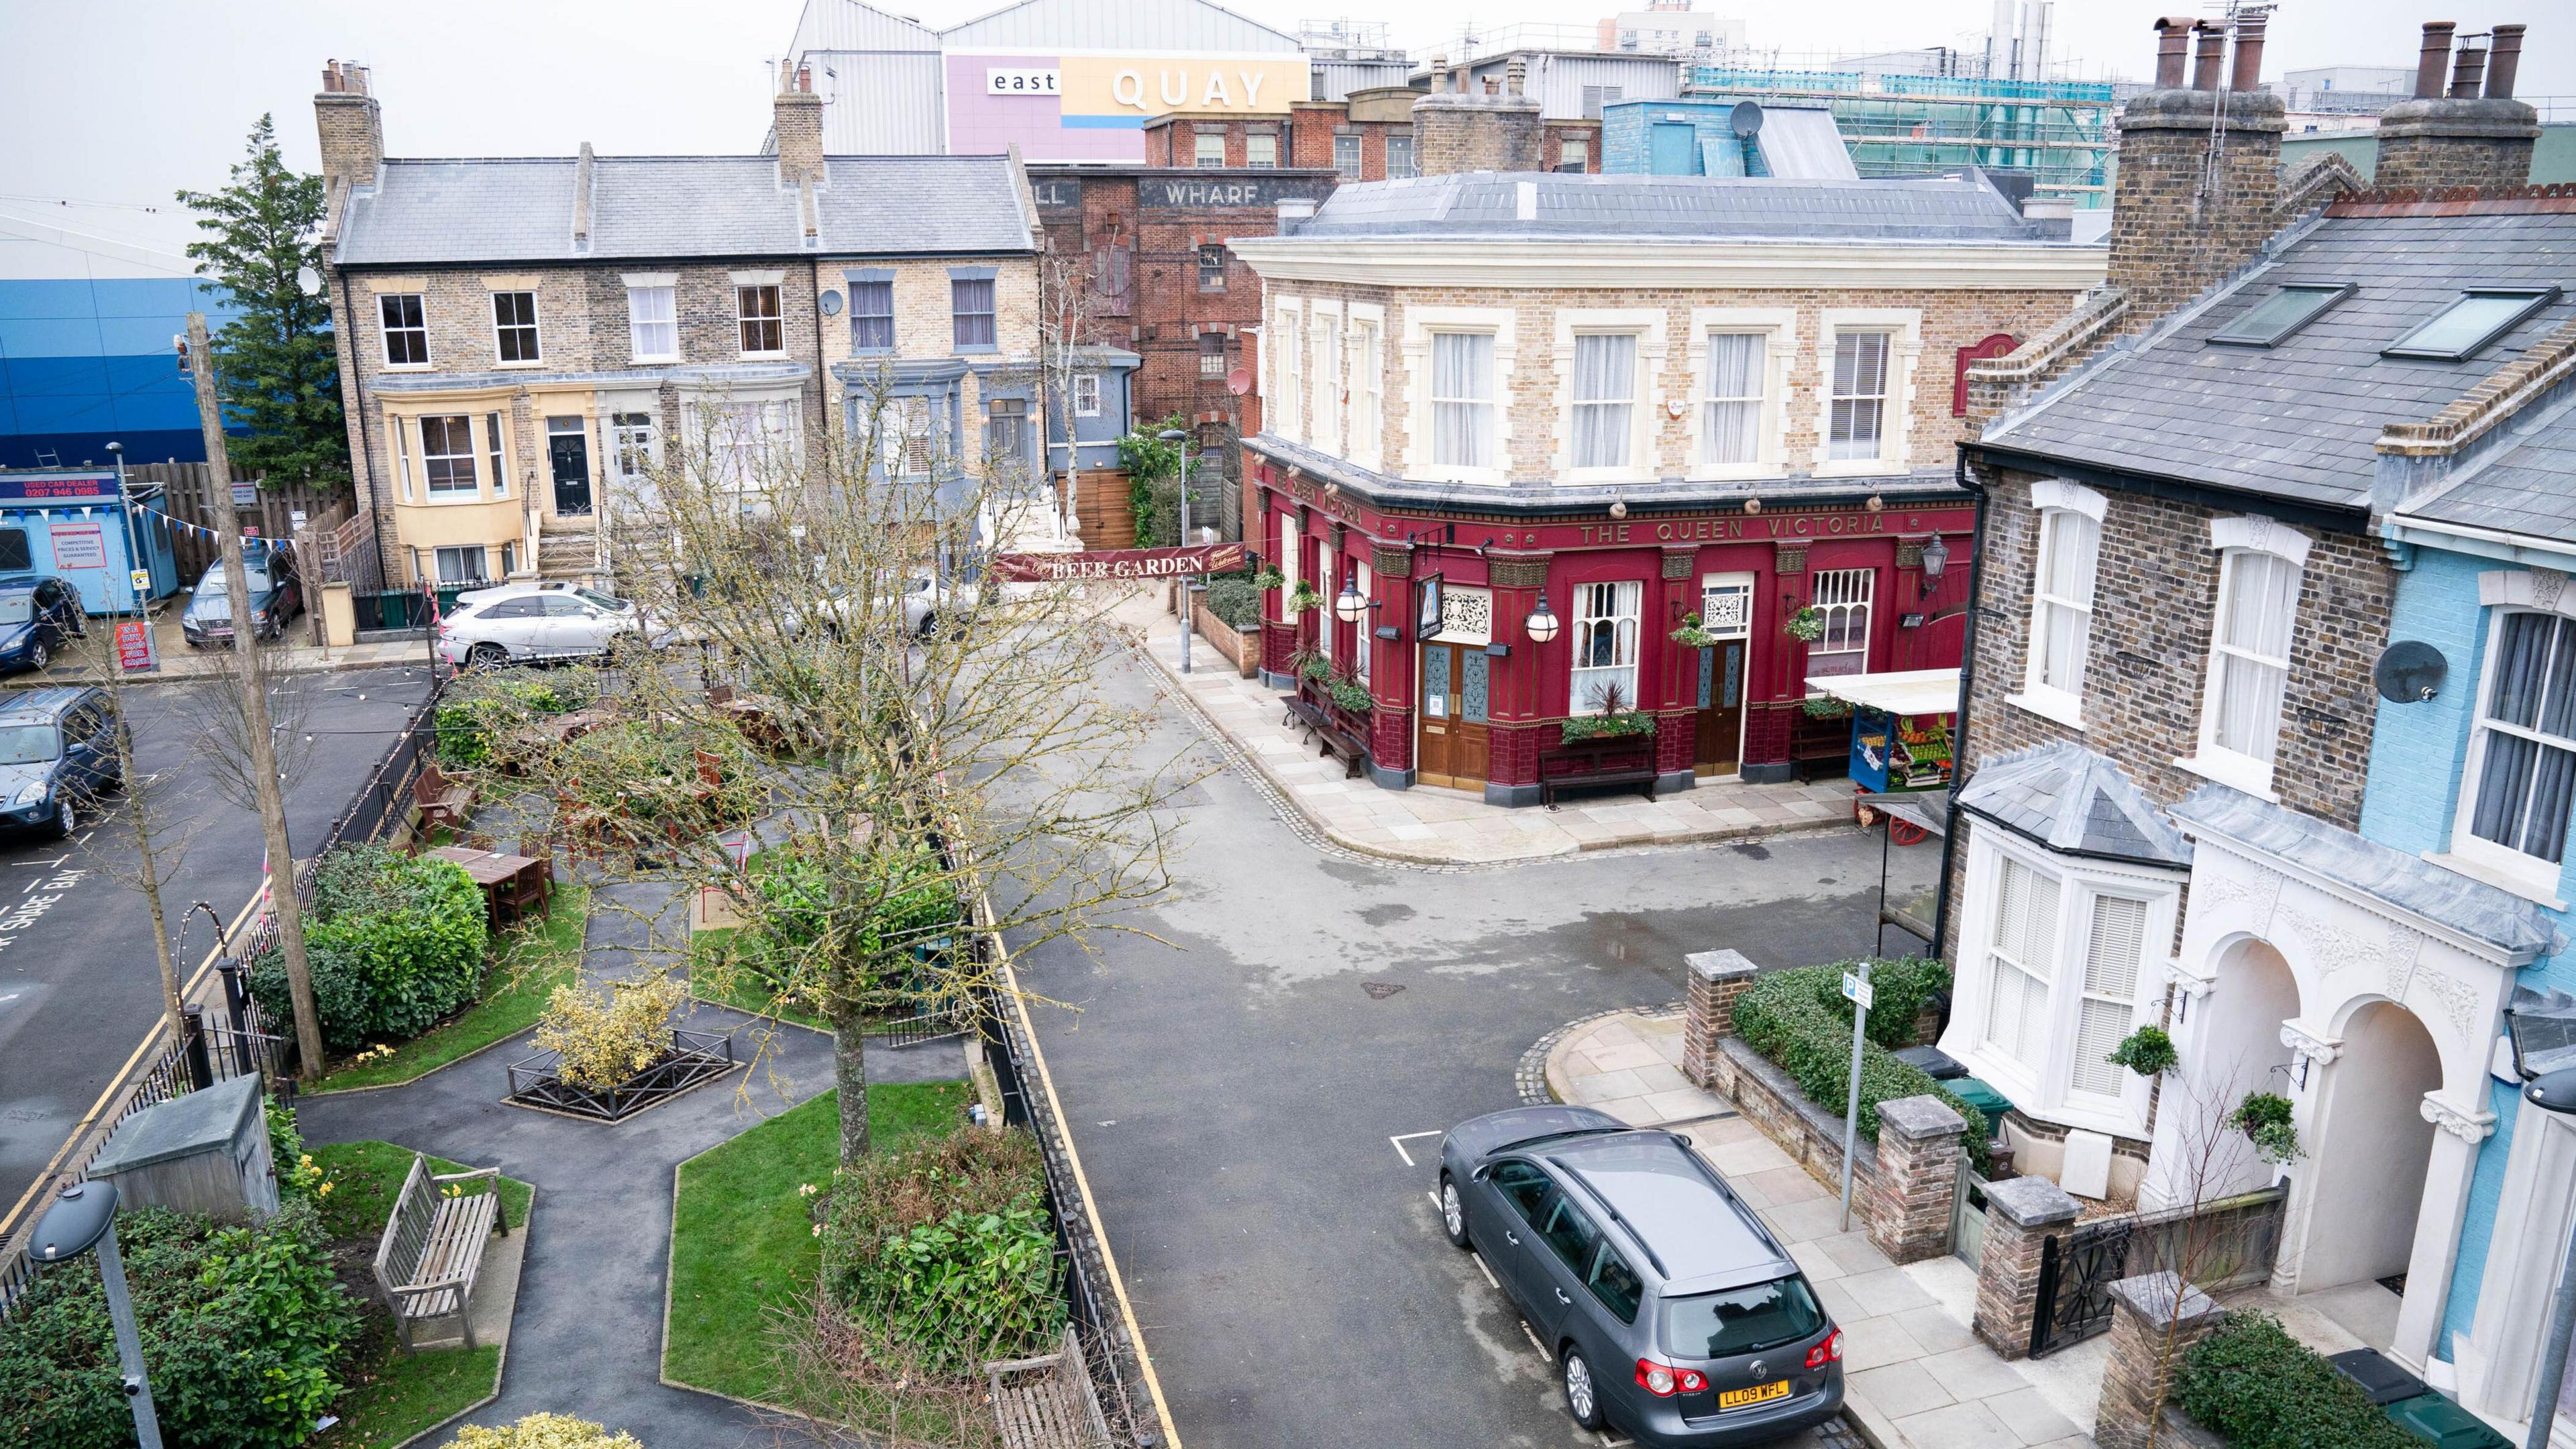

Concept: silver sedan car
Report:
left=438, top=582, right=654, bottom=667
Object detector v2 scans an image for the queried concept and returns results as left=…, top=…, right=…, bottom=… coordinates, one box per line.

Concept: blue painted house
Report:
left=2367, top=372, right=2576, bottom=1440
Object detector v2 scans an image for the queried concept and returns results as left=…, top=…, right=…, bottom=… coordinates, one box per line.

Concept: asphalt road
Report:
left=0, top=663, right=434, bottom=1224
left=1014, top=653, right=1888, bottom=1449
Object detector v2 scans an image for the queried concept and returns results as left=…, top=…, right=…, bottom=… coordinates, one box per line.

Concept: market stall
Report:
left=1805, top=667, right=1958, bottom=800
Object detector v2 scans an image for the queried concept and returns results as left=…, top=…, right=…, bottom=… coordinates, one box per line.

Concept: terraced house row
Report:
left=315, top=61, right=1055, bottom=589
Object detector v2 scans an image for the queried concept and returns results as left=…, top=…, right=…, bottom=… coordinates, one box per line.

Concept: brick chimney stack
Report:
left=2375, top=21, right=2540, bottom=190
left=314, top=60, right=382, bottom=192
left=1411, top=53, right=1544, bottom=175
left=2105, top=16, right=2286, bottom=323
left=773, top=60, right=826, bottom=188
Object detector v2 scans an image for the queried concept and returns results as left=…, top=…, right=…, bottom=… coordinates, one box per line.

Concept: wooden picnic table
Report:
left=427, top=846, right=552, bottom=928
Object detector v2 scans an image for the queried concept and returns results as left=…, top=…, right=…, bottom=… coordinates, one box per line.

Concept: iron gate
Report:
left=2029, top=1217, right=2135, bottom=1357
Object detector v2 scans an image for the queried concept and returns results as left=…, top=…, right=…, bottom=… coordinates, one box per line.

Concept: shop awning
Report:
left=1802, top=667, right=1960, bottom=717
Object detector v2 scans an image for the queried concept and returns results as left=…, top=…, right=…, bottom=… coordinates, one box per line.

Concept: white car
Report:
left=792, top=572, right=979, bottom=640
left=437, top=582, right=658, bottom=667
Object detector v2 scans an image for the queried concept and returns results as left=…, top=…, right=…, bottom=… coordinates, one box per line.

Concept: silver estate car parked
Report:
left=1440, top=1106, right=1844, bottom=1447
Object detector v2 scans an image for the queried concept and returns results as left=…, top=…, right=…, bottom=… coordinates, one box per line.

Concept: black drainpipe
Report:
left=337, top=266, right=391, bottom=588
left=1927, top=442, right=1990, bottom=971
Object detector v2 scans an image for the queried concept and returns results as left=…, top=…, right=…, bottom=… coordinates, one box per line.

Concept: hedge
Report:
left=435, top=668, right=594, bottom=768
left=2178, top=1313, right=2418, bottom=1449
left=250, top=844, right=490, bottom=1053
left=0, top=1203, right=358, bottom=1449
left=1201, top=572, right=1260, bottom=629
left=1731, top=959, right=1991, bottom=1175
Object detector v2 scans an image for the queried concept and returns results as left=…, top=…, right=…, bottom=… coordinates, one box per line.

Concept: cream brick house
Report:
left=314, top=61, right=1042, bottom=590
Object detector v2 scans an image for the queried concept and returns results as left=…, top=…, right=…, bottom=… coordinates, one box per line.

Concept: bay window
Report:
left=1430, top=331, right=1497, bottom=470
left=1570, top=580, right=1642, bottom=714
left=420, top=415, right=478, bottom=498
left=1570, top=333, right=1636, bottom=472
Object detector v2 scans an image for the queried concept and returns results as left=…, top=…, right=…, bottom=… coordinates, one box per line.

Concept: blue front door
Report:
left=1651, top=123, right=1698, bottom=175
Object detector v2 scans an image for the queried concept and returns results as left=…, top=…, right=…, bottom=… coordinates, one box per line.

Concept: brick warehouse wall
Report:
left=1263, top=280, right=2085, bottom=482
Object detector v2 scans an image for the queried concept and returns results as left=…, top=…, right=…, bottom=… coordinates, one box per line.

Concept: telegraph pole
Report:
left=184, top=313, right=324, bottom=1080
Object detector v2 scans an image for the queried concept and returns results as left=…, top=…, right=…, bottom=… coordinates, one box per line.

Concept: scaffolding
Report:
left=1685, top=64, right=2118, bottom=202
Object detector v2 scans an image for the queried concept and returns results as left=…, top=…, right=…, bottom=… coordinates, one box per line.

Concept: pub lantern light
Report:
left=1920, top=533, right=1951, bottom=588
left=1526, top=591, right=1561, bottom=645
left=1334, top=578, right=1368, bottom=625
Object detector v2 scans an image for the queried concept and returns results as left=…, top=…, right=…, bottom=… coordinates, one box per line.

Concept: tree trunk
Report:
left=829, top=996, right=871, bottom=1169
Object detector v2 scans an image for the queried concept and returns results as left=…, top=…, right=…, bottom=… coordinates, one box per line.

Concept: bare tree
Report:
left=495, top=378, right=1201, bottom=1169
left=1034, top=245, right=1097, bottom=546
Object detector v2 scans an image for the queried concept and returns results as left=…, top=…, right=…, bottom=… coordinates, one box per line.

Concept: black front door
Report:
left=547, top=418, right=592, bottom=517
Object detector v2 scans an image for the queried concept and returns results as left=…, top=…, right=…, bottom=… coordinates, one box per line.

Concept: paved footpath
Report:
left=1547, top=1011, right=2102, bottom=1449
left=1117, top=588, right=1858, bottom=865
left=295, top=875, right=961, bottom=1446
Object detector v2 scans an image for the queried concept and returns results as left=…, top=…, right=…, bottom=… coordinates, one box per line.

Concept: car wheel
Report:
left=53, top=796, right=74, bottom=840
left=916, top=612, right=937, bottom=639
left=467, top=643, right=510, bottom=669
left=1562, top=1346, right=1607, bottom=1431
left=26, top=641, right=45, bottom=671
left=1439, top=1173, right=1470, bottom=1248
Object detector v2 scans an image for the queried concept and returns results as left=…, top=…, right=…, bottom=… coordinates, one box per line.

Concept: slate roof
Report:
left=1285, top=171, right=2066, bottom=243
left=1954, top=741, right=2191, bottom=868
left=1985, top=207, right=2576, bottom=517
left=2399, top=386, right=2576, bottom=544
left=335, top=155, right=1034, bottom=266
left=2171, top=785, right=2556, bottom=958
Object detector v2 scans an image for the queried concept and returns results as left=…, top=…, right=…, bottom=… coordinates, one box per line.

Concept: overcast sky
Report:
left=1, top=0, right=2562, bottom=263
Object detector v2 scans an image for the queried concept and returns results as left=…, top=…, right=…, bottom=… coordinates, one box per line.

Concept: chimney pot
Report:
left=2414, top=21, right=2457, bottom=99
left=797, top=63, right=813, bottom=95
left=2190, top=22, right=2226, bottom=91
left=2489, top=24, right=2526, bottom=100
left=2449, top=38, right=2488, bottom=99
left=2229, top=13, right=2267, bottom=94
left=2152, top=17, right=2191, bottom=89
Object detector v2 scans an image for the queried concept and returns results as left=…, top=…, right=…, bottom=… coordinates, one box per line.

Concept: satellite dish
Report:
left=2374, top=639, right=2448, bottom=704
left=1226, top=367, right=1252, bottom=396
left=296, top=266, right=324, bottom=297
left=1729, top=101, right=1764, bottom=138
left=818, top=288, right=844, bottom=317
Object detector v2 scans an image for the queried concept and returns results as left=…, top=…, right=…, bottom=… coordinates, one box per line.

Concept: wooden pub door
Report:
left=1694, top=574, right=1753, bottom=777
left=1417, top=641, right=1491, bottom=789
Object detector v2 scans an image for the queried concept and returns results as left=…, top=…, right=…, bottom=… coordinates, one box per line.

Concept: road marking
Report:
left=19, top=878, right=34, bottom=894
left=1520, top=1320, right=1548, bottom=1357
left=1470, top=1249, right=1500, bottom=1291
left=1389, top=1129, right=1442, bottom=1166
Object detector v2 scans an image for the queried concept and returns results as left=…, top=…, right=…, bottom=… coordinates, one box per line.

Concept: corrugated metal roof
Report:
left=790, top=0, right=938, bottom=53
left=943, top=0, right=1301, bottom=51
left=336, top=155, right=1033, bottom=266
left=1987, top=209, right=2576, bottom=514
left=1289, top=170, right=2050, bottom=242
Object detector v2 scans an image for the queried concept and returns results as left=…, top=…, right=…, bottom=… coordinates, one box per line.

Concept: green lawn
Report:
left=305, top=1141, right=533, bottom=1448
left=663, top=1082, right=969, bottom=1404
left=310, top=884, right=590, bottom=1093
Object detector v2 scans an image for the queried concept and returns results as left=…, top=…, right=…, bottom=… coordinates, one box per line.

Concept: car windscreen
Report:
left=0, top=724, right=59, bottom=765
left=574, top=588, right=627, bottom=612
left=195, top=568, right=272, bottom=597
left=0, top=598, right=31, bottom=626
left=1658, top=1276, right=1826, bottom=1359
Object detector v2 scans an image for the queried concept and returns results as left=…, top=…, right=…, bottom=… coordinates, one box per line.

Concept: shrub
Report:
left=2108, top=1025, right=2180, bottom=1077
left=435, top=668, right=592, bottom=767
left=2178, top=1313, right=2417, bottom=1449
left=268, top=1097, right=325, bottom=1203
left=1731, top=959, right=1991, bottom=1175
left=821, top=1128, right=1063, bottom=1374
left=0, top=1202, right=358, bottom=1449
left=451, top=1414, right=644, bottom=1449
left=248, top=845, right=489, bottom=1053
left=559, top=720, right=759, bottom=825
left=731, top=846, right=958, bottom=1004
left=532, top=969, right=686, bottom=1089
left=1201, top=572, right=1260, bottom=629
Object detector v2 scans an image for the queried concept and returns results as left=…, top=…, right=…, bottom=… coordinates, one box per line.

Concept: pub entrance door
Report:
left=1693, top=574, right=1754, bottom=777
left=1417, top=641, right=1491, bottom=789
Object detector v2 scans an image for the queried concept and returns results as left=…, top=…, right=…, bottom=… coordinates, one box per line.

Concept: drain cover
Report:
left=1360, top=981, right=1405, bottom=1000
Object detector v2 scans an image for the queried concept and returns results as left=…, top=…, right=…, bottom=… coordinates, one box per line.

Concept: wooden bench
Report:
left=411, top=764, right=475, bottom=833
left=372, top=1153, right=509, bottom=1350
left=987, top=1325, right=1114, bottom=1449
left=1281, top=694, right=1328, bottom=736
left=1537, top=735, right=1660, bottom=809
left=1316, top=724, right=1366, bottom=779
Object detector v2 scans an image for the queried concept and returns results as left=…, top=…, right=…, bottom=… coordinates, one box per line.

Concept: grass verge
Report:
left=311, top=883, right=590, bottom=1093
left=307, top=1140, right=534, bottom=1448
left=663, top=1082, right=969, bottom=1403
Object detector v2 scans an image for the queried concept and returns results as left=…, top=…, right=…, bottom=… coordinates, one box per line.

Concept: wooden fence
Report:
left=122, top=462, right=355, bottom=582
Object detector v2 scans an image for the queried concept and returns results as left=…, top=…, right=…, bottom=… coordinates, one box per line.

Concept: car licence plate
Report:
left=1719, top=1380, right=1791, bottom=1411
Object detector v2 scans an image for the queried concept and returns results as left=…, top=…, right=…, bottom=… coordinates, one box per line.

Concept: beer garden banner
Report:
left=990, top=542, right=1244, bottom=583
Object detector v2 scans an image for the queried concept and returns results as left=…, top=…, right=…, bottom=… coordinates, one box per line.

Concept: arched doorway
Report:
left=2300, top=1001, right=2443, bottom=1293
left=2187, top=939, right=2303, bottom=1199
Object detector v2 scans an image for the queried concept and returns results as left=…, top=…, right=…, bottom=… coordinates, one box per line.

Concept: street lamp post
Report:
left=32, top=1181, right=162, bottom=1448
left=2505, top=991, right=2576, bottom=1449
left=1158, top=429, right=1194, bottom=676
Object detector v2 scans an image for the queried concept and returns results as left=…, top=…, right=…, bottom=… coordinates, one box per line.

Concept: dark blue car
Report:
left=0, top=576, right=87, bottom=675
left=0, top=688, right=123, bottom=838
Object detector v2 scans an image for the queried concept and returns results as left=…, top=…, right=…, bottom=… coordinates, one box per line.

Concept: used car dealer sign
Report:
left=991, top=541, right=1244, bottom=583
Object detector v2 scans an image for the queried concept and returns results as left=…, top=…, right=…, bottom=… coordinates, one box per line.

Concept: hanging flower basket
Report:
left=1287, top=582, right=1328, bottom=616
left=1252, top=566, right=1285, bottom=591
left=1784, top=606, right=1826, bottom=642
left=1670, top=612, right=1721, bottom=649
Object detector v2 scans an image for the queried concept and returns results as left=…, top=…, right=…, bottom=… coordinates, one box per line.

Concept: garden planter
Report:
left=504, top=1026, right=737, bottom=1122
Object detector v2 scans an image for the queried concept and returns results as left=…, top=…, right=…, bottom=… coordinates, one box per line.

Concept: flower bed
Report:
left=1731, top=959, right=1992, bottom=1175
left=505, top=1026, right=737, bottom=1122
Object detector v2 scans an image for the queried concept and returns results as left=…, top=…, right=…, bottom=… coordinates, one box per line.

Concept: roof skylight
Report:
left=2383, top=286, right=2562, bottom=362
left=2208, top=284, right=2355, bottom=347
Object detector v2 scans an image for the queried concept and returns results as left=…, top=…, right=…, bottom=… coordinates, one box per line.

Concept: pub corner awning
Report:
left=1803, top=667, right=1960, bottom=717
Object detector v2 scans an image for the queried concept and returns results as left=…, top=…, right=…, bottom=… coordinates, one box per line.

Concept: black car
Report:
left=0, top=576, right=87, bottom=674
left=1440, top=1106, right=1845, bottom=1447
left=0, top=688, right=123, bottom=837
left=181, top=541, right=301, bottom=647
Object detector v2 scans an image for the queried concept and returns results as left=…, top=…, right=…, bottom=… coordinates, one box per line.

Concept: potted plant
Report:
left=1291, top=647, right=1332, bottom=683
left=1252, top=565, right=1285, bottom=591
left=1801, top=694, right=1853, bottom=720
left=2108, top=1025, right=2180, bottom=1077
left=1287, top=580, right=1328, bottom=616
left=2230, top=1091, right=2304, bottom=1165
left=1784, top=605, right=1826, bottom=642
left=1670, top=612, right=1721, bottom=649
left=1327, top=673, right=1372, bottom=716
